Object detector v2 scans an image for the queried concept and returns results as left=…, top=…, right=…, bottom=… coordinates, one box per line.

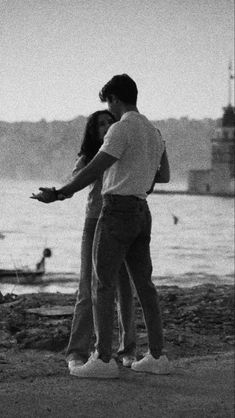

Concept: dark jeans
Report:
left=66, top=217, right=136, bottom=362
left=93, top=195, right=164, bottom=362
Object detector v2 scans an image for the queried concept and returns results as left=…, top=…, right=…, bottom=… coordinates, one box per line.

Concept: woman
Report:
left=66, top=110, right=136, bottom=371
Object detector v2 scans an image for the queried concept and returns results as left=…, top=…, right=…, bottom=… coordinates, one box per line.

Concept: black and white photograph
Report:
left=0, top=0, right=234, bottom=417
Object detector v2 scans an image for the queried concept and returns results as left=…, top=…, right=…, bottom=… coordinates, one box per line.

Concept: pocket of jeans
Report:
left=107, top=212, right=138, bottom=244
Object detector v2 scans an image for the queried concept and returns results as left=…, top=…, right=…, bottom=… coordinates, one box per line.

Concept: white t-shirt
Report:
left=99, top=111, right=164, bottom=199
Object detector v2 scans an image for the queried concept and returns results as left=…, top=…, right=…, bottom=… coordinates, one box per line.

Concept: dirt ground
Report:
left=0, top=284, right=234, bottom=417
left=0, top=350, right=234, bottom=418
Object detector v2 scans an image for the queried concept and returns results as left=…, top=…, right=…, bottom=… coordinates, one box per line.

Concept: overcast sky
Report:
left=1, top=0, right=234, bottom=122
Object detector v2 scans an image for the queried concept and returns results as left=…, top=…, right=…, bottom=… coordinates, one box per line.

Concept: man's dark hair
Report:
left=78, top=110, right=115, bottom=164
left=99, top=74, right=138, bottom=105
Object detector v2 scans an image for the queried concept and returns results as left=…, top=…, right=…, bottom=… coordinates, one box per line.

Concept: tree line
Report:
left=0, top=116, right=217, bottom=182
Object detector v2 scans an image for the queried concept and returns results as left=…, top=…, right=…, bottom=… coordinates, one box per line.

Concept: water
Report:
left=0, top=180, right=234, bottom=294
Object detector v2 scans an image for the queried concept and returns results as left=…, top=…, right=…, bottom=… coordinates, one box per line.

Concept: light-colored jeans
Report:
left=66, top=217, right=136, bottom=362
left=93, top=195, right=164, bottom=362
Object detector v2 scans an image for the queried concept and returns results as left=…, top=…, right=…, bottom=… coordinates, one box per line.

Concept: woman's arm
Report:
left=72, top=155, right=86, bottom=176
left=147, top=148, right=170, bottom=194
left=155, top=148, right=170, bottom=183
left=62, top=155, right=86, bottom=199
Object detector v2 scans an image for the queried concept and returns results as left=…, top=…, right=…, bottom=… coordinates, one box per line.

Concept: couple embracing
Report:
left=32, top=74, right=171, bottom=378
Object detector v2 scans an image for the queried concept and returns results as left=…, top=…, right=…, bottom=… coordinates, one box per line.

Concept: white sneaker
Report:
left=68, top=359, right=84, bottom=372
left=122, top=355, right=136, bottom=368
left=70, top=353, right=119, bottom=379
left=131, top=354, right=171, bottom=375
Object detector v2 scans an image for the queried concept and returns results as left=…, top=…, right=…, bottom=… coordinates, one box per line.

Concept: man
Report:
left=31, top=74, right=171, bottom=378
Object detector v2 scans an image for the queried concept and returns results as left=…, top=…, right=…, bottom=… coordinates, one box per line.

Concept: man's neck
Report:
left=120, top=104, right=138, bottom=118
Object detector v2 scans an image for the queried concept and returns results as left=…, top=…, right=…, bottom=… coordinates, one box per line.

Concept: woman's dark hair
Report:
left=99, top=74, right=138, bottom=105
left=78, top=110, right=115, bottom=164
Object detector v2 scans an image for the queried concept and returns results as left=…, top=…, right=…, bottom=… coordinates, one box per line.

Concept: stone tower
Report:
left=188, top=63, right=235, bottom=196
left=210, top=105, right=235, bottom=195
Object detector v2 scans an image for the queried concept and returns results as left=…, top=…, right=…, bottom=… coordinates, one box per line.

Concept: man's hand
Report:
left=30, top=187, right=57, bottom=203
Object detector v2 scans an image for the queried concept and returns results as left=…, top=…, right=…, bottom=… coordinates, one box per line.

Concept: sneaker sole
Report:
left=70, top=370, right=119, bottom=379
left=70, top=366, right=119, bottom=379
left=131, top=367, right=171, bottom=375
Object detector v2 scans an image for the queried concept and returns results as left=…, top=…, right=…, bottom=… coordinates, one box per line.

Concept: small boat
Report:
left=0, top=248, right=52, bottom=284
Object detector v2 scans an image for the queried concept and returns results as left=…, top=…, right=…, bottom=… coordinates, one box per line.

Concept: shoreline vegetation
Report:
left=0, top=117, right=215, bottom=182
left=0, top=282, right=234, bottom=384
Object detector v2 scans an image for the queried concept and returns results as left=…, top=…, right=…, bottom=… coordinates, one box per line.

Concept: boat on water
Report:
left=0, top=248, right=52, bottom=284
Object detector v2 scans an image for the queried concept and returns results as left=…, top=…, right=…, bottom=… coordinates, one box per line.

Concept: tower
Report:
left=210, top=63, right=235, bottom=195
left=188, top=62, right=235, bottom=196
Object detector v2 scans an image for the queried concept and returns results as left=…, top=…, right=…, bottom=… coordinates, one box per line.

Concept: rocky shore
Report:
left=0, top=282, right=234, bottom=418
left=0, top=283, right=234, bottom=362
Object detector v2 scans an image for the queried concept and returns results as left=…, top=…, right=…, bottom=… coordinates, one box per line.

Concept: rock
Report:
left=0, top=293, right=18, bottom=304
left=224, top=335, right=235, bottom=345
left=0, top=330, right=17, bottom=349
left=0, top=354, right=8, bottom=364
left=25, top=306, right=74, bottom=317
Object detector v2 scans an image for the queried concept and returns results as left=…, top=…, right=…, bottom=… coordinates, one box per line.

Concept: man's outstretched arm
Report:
left=31, top=152, right=117, bottom=203
left=58, top=151, right=117, bottom=196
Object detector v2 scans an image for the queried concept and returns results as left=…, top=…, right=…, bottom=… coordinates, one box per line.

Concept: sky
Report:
left=0, top=0, right=234, bottom=122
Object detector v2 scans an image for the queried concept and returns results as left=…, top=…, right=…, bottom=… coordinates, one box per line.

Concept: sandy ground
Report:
left=0, top=285, right=234, bottom=417
left=0, top=351, right=234, bottom=418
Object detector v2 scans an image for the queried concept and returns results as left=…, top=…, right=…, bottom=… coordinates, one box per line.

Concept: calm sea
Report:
left=0, top=180, right=234, bottom=294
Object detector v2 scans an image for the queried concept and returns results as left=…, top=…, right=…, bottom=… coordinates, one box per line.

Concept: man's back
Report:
left=100, top=111, right=164, bottom=199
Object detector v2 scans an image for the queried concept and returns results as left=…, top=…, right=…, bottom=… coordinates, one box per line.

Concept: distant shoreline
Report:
left=153, top=189, right=234, bottom=198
